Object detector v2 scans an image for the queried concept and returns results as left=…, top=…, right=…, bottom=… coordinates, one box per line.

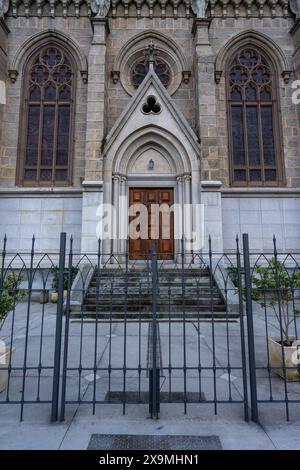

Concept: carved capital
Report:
left=80, top=70, right=88, bottom=84
left=215, top=70, right=222, bottom=84
left=182, top=70, right=191, bottom=84
left=111, top=70, right=120, bottom=84
left=8, top=70, right=18, bottom=83
left=282, top=70, right=292, bottom=84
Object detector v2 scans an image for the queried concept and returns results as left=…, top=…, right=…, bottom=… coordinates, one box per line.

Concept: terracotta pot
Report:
left=0, top=346, right=16, bottom=393
left=50, top=291, right=58, bottom=303
left=268, top=336, right=300, bottom=382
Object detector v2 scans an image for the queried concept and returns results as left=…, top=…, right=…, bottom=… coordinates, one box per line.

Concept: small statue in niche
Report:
left=0, top=0, right=9, bottom=19
left=191, top=0, right=208, bottom=18
left=290, top=0, right=300, bottom=18
left=91, top=0, right=111, bottom=17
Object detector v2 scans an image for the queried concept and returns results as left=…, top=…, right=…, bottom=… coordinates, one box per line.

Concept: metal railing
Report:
left=0, top=233, right=299, bottom=423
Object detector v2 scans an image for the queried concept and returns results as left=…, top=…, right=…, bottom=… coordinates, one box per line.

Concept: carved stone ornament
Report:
left=91, top=0, right=110, bottom=17
left=290, top=0, right=300, bottom=17
left=191, top=0, right=208, bottom=18
left=0, top=0, right=9, bottom=19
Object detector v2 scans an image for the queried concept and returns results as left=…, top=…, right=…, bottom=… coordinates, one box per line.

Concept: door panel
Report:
left=129, top=188, right=174, bottom=260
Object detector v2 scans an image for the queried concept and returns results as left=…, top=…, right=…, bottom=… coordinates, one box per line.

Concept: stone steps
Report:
left=77, top=265, right=236, bottom=320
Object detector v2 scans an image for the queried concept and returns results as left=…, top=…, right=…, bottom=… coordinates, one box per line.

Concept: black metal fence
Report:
left=0, top=233, right=300, bottom=423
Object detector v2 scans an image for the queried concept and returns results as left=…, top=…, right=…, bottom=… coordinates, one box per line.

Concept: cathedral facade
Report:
left=0, top=0, right=300, bottom=256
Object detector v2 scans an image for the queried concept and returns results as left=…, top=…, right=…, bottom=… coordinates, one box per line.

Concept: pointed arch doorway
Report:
left=102, top=68, right=201, bottom=261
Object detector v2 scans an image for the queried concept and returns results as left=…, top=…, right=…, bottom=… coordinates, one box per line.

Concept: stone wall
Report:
left=222, top=193, right=300, bottom=251
left=0, top=193, right=82, bottom=251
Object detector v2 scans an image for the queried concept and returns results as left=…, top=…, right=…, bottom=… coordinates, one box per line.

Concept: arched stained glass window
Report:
left=18, top=45, right=75, bottom=186
left=227, top=47, right=283, bottom=186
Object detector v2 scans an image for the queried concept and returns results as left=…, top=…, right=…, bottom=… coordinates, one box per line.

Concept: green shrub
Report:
left=251, top=259, right=300, bottom=344
left=0, top=273, right=26, bottom=327
left=51, top=266, right=79, bottom=291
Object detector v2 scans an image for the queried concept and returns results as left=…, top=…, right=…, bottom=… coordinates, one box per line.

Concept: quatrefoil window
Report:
left=142, top=96, right=161, bottom=114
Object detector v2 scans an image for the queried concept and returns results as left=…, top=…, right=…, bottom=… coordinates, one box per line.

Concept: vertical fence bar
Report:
left=51, top=232, right=66, bottom=422
left=92, top=239, right=101, bottom=415
left=122, top=239, right=129, bottom=415
left=20, top=235, right=35, bottom=421
left=236, top=236, right=249, bottom=422
left=273, top=235, right=290, bottom=421
left=0, top=234, right=6, bottom=297
left=208, top=236, right=217, bottom=415
left=242, top=233, right=258, bottom=423
left=150, top=240, right=160, bottom=418
left=60, top=235, right=73, bottom=421
left=181, top=238, right=187, bottom=414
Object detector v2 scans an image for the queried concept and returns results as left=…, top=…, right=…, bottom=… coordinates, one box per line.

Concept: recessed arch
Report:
left=107, top=125, right=193, bottom=178
left=127, top=144, right=176, bottom=177
left=8, top=29, right=88, bottom=83
left=215, top=30, right=292, bottom=84
left=16, top=43, right=77, bottom=186
left=226, top=45, right=285, bottom=186
left=112, top=29, right=189, bottom=96
left=113, top=29, right=188, bottom=72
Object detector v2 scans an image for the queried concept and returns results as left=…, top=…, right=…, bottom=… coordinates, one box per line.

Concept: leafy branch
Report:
left=0, top=273, right=26, bottom=332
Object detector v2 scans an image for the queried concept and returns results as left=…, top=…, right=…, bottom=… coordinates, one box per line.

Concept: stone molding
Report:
left=214, top=29, right=292, bottom=84
left=112, top=29, right=190, bottom=96
left=8, top=28, right=88, bottom=83
left=3, top=0, right=293, bottom=18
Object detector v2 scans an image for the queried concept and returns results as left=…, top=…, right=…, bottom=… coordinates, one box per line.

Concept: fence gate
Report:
left=57, top=236, right=250, bottom=422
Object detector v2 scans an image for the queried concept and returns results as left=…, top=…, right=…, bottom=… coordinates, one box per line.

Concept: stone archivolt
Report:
left=3, top=0, right=293, bottom=19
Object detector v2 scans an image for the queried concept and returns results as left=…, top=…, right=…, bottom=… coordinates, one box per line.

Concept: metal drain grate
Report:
left=88, top=434, right=222, bottom=450
left=104, top=391, right=206, bottom=403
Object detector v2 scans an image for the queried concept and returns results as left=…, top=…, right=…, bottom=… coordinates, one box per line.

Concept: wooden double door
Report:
left=129, top=188, right=174, bottom=260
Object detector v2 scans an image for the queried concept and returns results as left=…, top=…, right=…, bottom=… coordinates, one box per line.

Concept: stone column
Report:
left=183, top=174, right=193, bottom=258
left=176, top=176, right=184, bottom=241
left=112, top=174, right=120, bottom=254
left=201, top=180, right=223, bottom=253
left=192, top=19, right=219, bottom=181
left=81, top=180, right=104, bottom=254
left=81, top=19, right=108, bottom=254
left=119, top=176, right=127, bottom=258
left=84, top=18, right=108, bottom=181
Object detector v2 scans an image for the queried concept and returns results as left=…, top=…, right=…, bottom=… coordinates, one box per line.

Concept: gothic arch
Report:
left=107, top=125, right=193, bottom=179
left=113, top=29, right=188, bottom=72
left=112, top=29, right=190, bottom=95
left=8, top=29, right=88, bottom=83
left=214, top=30, right=292, bottom=84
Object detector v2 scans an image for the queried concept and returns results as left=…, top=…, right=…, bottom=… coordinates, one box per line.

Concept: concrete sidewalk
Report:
left=0, top=302, right=299, bottom=450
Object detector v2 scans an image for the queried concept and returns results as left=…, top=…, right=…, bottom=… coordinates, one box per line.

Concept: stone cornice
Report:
left=3, top=0, right=294, bottom=19
left=221, top=188, right=300, bottom=197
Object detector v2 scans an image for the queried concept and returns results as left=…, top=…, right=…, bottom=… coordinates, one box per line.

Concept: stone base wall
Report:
left=0, top=193, right=82, bottom=252
left=222, top=194, right=300, bottom=251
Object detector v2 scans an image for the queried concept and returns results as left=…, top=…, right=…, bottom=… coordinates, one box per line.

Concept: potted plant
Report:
left=251, top=258, right=300, bottom=381
left=50, top=266, right=79, bottom=303
left=0, top=272, right=25, bottom=392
